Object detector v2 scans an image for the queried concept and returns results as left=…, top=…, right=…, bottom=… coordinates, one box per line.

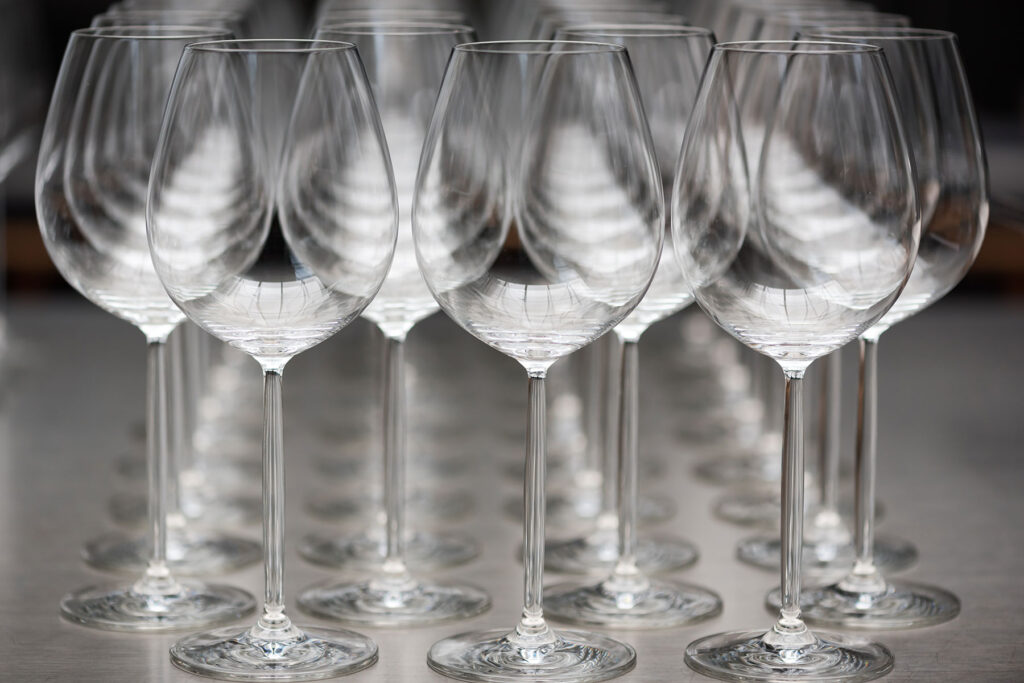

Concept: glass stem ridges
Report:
left=765, top=363, right=815, bottom=650
left=375, top=330, right=415, bottom=588
left=255, top=363, right=297, bottom=638
left=138, top=334, right=179, bottom=597
left=517, top=367, right=553, bottom=648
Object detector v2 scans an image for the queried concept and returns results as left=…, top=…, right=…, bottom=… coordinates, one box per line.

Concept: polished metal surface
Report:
left=1, top=298, right=1022, bottom=682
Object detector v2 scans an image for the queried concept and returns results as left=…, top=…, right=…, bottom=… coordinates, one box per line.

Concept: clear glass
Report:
left=672, top=41, right=920, bottom=681
left=783, top=27, right=987, bottom=630
left=90, top=8, right=249, bottom=37
left=35, top=26, right=255, bottom=632
left=148, top=39, right=398, bottom=679
left=736, top=349, right=918, bottom=578
left=416, top=41, right=663, bottom=682
left=71, top=19, right=264, bottom=580
left=293, top=22, right=491, bottom=626
left=541, top=24, right=720, bottom=628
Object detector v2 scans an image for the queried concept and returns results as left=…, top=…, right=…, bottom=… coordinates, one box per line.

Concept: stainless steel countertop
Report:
left=1, top=298, right=1022, bottom=682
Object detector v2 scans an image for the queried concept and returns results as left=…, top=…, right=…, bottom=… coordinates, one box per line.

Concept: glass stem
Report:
left=609, top=337, right=646, bottom=590
left=254, top=367, right=296, bottom=637
left=379, top=333, right=411, bottom=584
left=764, top=367, right=815, bottom=650
left=598, top=334, right=622, bottom=532
left=514, top=371, right=555, bottom=649
left=807, top=350, right=848, bottom=548
left=167, top=328, right=186, bottom=525
left=819, top=350, right=841, bottom=515
left=839, top=336, right=888, bottom=594
left=135, top=338, right=180, bottom=596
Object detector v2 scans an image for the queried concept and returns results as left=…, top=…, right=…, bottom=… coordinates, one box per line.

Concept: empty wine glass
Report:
left=35, top=26, right=255, bottom=631
left=416, top=40, right=663, bottom=682
left=673, top=41, right=919, bottom=681
left=295, top=20, right=492, bottom=627
left=60, top=19, right=262, bottom=581
left=540, top=23, right=721, bottom=628
left=148, top=39, right=397, bottom=679
left=770, top=26, right=988, bottom=630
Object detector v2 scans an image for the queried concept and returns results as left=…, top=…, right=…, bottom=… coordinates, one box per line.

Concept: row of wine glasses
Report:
left=35, top=7, right=985, bottom=683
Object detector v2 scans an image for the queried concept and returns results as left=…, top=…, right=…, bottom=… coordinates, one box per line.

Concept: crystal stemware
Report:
left=773, top=26, right=988, bottom=630
left=148, top=39, right=396, bottom=679
left=540, top=23, right=721, bottom=628
left=36, top=26, right=255, bottom=631
left=295, top=21, right=491, bottom=626
left=673, top=40, right=920, bottom=681
left=416, top=40, right=663, bottom=682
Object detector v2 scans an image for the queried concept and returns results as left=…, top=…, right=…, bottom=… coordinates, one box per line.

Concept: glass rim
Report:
left=320, top=7, right=468, bottom=16
left=98, top=8, right=244, bottom=18
left=801, top=26, right=957, bottom=41
left=71, top=25, right=233, bottom=40
left=454, top=40, right=626, bottom=55
left=556, top=23, right=713, bottom=39
left=316, top=21, right=475, bottom=36
left=715, top=40, right=883, bottom=55
left=185, top=38, right=357, bottom=54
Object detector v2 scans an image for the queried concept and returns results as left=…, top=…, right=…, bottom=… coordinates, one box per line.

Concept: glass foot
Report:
left=171, top=623, right=378, bottom=681
left=428, top=627, right=635, bottom=682
left=299, top=530, right=478, bottom=571
left=504, top=493, right=675, bottom=531
left=694, top=452, right=781, bottom=487
left=714, top=488, right=884, bottom=530
left=306, top=488, right=474, bottom=523
left=771, top=580, right=960, bottom=630
left=84, top=530, right=261, bottom=576
left=109, top=491, right=261, bottom=529
left=544, top=577, right=721, bottom=629
left=298, top=577, right=490, bottom=627
left=314, top=456, right=365, bottom=479
left=60, top=580, right=254, bottom=632
left=685, top=629, right=893, bottom=682
left=545, top=534, right=697, bottom=575
left=737, top=535, right=917, bottom=577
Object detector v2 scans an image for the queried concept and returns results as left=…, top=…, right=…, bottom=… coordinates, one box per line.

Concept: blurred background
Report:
left=1, top=0, right=1022, bottom=299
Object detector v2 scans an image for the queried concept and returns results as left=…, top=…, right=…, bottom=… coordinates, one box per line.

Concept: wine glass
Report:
left=294, top=21, right=492, bottom=626
left=91, top=8, right=249, bottom=36
left=673, top=41, right=919, bottom=680
left=35, top=26, right=255, bottom=631
left=703, top=5, right=912, bottom=519
left=538, top=23, right=721, bottom=628
left=148, top=39, right=396, bottom=679
left=58, top=20, right=262, bottom=580
left=769, top=26, right=987, bottom=630
left=416, top=40, right=663, bottom=682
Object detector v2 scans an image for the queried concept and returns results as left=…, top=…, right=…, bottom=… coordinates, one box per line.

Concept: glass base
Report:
left=685, top=629, right=893, bottom=682
left=772, top=580, right=960, bottom=630
left=60, top=580, right=255, bottom=632
left=545, top=534, right=697, bottom=575
left=305, top=488, right=474, bottom=523
left=737, top=535, right=917, bottom=578
left=298, top=577, right=490, bottom=627
left=504, top=493, right=675, bottom=531
left=694, top=452, right=781, bottom=487
left=428, top=627, right=635, bottom=682
left=714, top=488, right=884, bottom=530
left=544, top=577, right=721, bottom=629
left=501, top=457, right=664, bottom=483
left=109, top=491, right=261, bottom=529
left=84, top=530, right=261, bottom=576
left=171, top=624, right=378, bottom=681
left=298, top=530, right=478, bottom=571
left=313, top=456, right=364, bottom=479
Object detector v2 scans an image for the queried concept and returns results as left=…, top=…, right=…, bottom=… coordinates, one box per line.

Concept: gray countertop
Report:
left=1, top=297, right=1022, bottom=682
